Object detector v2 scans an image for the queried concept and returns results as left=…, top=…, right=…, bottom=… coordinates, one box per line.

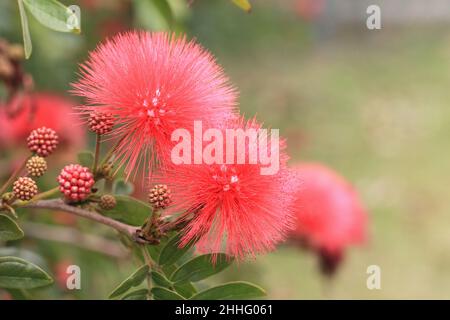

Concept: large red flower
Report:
left=290, top=163, right=368, bottom=272
left=72, top=31, right=237, bottom=178
left=160, top=118, right=298, bottom=260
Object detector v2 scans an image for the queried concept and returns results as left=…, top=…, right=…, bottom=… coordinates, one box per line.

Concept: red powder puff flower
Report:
left=0, top=93, right=86, bottom=154
left=290, top=163, right=368, bottom=274
left=57, top=164, right=95, bottom=202
left=72, top=31, right=237, bottom=179
left=159, top=118, right=298, bottom=260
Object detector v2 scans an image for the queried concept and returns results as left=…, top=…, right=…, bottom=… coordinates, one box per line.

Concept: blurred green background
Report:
left=1, top=0, right=450, bottom=299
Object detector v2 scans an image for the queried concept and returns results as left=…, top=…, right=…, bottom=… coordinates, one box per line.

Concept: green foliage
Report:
left=17, top=0, right=81, bottom=59
left=0, top=256, right=53, bottom=289
left=158, top=233, right=194, bottom=266
left=151, top=286, right=185, bottom=300
left=101, top=195, right=151, bottom=226
left=77, top=151, right=94, bottom=168
left=173, top=281, right=197, bottom=299
left=133, top=0, right=173, bottom=31
left=0, top=214, right=24, bottom=241
left=113, top=179, right=135, bottom=196
left=109, top=264, right=149, bottom=299
left=170, top=254, right=234, bottom=283
left=22, top=0, right=80, bottom=33
left=151, top=271, right=172, bottom=288
left=191, top=281, right=266, bottom=300
left=17, top=0, right=32, bottom=59
left=121, top=289, right=148, bottom=300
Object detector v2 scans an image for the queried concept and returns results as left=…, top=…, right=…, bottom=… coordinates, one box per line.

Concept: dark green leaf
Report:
left=170, top=254, right=233, bottom=283
left=121, top=288, right=148, bottom=300
left=22, top=0, right=81, bottom=33
left=174, top=281, right=197, bottom=299
left=6, top=288, right=32, bottom=300
left=113, top=179, right=134, bottom=196
left=151, top=271, right=172, bottom=288
left=18, top=0, right=32, bottom=59
left=109, top=265, right=149, bottom=299
left=158, top=233, right=193, bottom=266
left=190, top=281, right=265, bottom=300
left=162, top=263, right=178, bottom=278
left=0, top=256, right=53, bottom=289
left=151, top=287, right=184, bottom=300
left=231, top=0, right=252, bottom=12
left=77, top=151, right=94, bottom=168
left=101, top=195, right=151, bottom=226
left=146, top=244, right=162, bottom=262
left=0, top=214, right=24, bottom=241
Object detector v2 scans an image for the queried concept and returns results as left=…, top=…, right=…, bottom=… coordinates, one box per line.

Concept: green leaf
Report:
left=146, top=244, right=162, bottom=262
left=151, top=271, right=172, bottom=288
left=0, top=256, right=53, bottom=289
left=18, top=0, right=32, bottom=59
left=113, top=179, right=134, bottom=196
left=121, top=288, right=148, bottom=300
left=0, top=214, right=24, bottom=241
left=22, top=0, right=80, bottom=33
left=101, top=195, right=151, bottom=226
left=6, top=288, right=32, bottom=300
left=109, top=265, right=149, bottom=299
left=174, top=281, right=197, bottom=299
left=151, top=287, right=184, bottom=300
left=162, top=263, right=178, bottom=278
left=170, top=253, right=233, bottom=283
left=190, top=281, right=265, bottom=300
left=0, top=248, right=48, bottom=269
left=77, top=151, right=94, bottom=168
left=158, top=233, right=194, bottom=266
left=133, top=0, right=173, bottom=31
left=231, top=0, right=252, bottom=12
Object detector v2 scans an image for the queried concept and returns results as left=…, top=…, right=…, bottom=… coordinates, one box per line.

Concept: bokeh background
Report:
left=1, top=0, right=450, bottom=299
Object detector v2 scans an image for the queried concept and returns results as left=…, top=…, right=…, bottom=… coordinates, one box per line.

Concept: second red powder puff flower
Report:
left=159, top=118, right=298, bottom=260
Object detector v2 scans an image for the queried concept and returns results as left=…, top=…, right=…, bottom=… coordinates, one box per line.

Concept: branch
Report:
left=22, top=221, right=129, bottom=259
left=23, top=199, right=147, bottom=244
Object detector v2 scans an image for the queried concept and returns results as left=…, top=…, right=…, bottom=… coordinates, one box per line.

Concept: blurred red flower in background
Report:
left=0, top=93, right=85, bottom=155
left=295, top=0, right=325, bottom=21
left=290, top=163, right=368, bottom=274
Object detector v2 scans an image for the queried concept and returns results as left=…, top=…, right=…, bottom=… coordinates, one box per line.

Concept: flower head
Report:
left=57, top=164, right=95, bottom=202
left=72, top=31, right=237, bottom=179
left=290, top=163, right=368, bottom=273
left=160, top=118, right=297, bottom=260
left=13, top=177, right=38, bottom=201
left=27, top=127, right=59, bottom=157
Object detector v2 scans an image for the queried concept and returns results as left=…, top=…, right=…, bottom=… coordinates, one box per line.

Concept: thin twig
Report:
left=0, top=156, right=28, bottom=195
left=142, top=247, right=153, bottom=299
left=23, top=199, right=147, bottom=244
left=22, top=221, right=129, bottom=259
left=92, top=134, right=101, bottom=174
